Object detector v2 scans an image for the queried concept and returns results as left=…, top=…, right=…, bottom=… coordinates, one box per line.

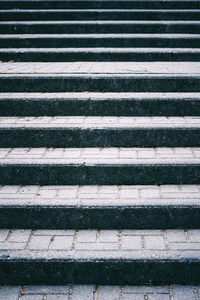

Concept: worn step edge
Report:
left=0, top=92, right=199, bottom=116
left=1, top=74, right=200, bottom=92
left=1, top=48, right=200, bottom=62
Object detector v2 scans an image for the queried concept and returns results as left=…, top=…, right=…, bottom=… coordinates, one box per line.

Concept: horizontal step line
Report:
left=0, top=117, right=199, bottom=128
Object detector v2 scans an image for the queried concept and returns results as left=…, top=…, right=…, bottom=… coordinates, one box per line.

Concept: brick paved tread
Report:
left=0, top=185, right=200, bottom=229
left=0, top=284, right=199, bottom=300
left=0, top=147, right=200, bottom=185
left=0, top=229, right=200, bottom=284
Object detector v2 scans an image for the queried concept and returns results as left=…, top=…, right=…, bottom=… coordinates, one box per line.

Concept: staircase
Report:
left=0, top=0, right=200, bottom=287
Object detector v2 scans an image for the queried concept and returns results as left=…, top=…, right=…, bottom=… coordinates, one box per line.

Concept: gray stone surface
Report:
left=0, top=62, right=199, bottom=74
left=0, top=229, right=199, bottom=252
left=0, top=284, right=199, bottom=300
left=0, top=147, right=200, bottom=164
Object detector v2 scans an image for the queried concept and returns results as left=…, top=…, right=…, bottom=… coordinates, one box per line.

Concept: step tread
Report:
left=0, top=116, right=200, bottom=128
left=0, top=147, right=200, bottom=164
left=1, top=33, right=200, bottom=38
left=0, top=229, right=199, bottom=258
left=0, top=62, right=198, bottom=74
left=0, top=285, right=197, bottom=299
left=2, top=8, right=200, bottom=12
left=2, top=20, right=200, bottom=24
left=0, top=184, right=199, bottom=206
left=1, top=92, right=199, bottom=100
left=2, top=47, right=200, bottom=53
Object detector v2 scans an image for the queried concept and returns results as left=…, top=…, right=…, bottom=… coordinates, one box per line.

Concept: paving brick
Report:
left=172, top=285, right=196, bottom=300
left=0, top=286, right=20, bottom=300
left=50, top=236, right=73, bottom=250
left=8, top=230, right=31, bottom=243
left=77, top=230, right=97, bottom=243
left=121, top=236, right=142, bottom=250
left=71, top=285, right=94, bottom=300
left=98, top=230, right=119, bottom=243
left=24, top=286, right=70, bottom=294
left=0, top=230, right=9, bottom=242
left=28, top=235, right=51, bottom=250
left=166, top=230, right=187, bottom=243
left=98, top=286, right=120, bottom=300
left=144, top=236, right=166, bottom=250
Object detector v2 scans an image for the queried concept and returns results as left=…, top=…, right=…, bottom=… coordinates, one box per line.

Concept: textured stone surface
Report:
left=0, top=284, right=199, bottom=300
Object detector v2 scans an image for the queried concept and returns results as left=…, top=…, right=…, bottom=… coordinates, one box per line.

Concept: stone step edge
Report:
left=0, top=197, right=200, bottom=229
left=1, top=49, right=200, bottom=62
left=0, top=248, right=200, bottom=284
left=1, top=125, right=200, bottom=147
left=0, top=161, right=200, bottom=184
left=0, top=74, right=200, bottom=93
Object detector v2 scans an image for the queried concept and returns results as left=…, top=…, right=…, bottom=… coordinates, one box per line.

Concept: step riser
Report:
left=1, top=206, right=200, bottom=229
left=0, top=260, right=199, bottom=285
left=1, top=165, right=200, bottom=185
left=2, top=11, right=200, bottom=21
left=1, top=77, right=200, bottom=92
left=1, top=24, right=199, bottom=34
left=2, top=1, right=200, bottom=9
left=1, top=98, right=200, bottom=116
left=1, top=38, right=199, bottom=48
left=1, top=51, right=200, bottom=62
left=1, top=129, right=200, bottom=147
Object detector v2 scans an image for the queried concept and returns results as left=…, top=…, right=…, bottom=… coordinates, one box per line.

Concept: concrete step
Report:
left=1, top=21, right=199, bottom=34
left=1, top=48, right=200, bottom=62
left=0, top=74, right=200, bottom=92
left=1, top=92, right=200, bottom=116
left=1, top=0, right=200, bottom=10
left=0, top=185, right=200, bottom=229
left=0, top=117, right=200, bottom=147
left=0, top=147, right=200, bottom=185
left=0, top=229, right=200, bottom=284
left=2, top=9, right=200, bottom=21
left=1, top=34, right=199, bottom=48
left=0, top=285, right=198, bottom=299
left=0, top=62, right=198, bottom=92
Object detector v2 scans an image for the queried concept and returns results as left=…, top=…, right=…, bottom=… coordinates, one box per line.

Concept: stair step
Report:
left=1, top=21, right=200, bottom=34
left=0, top=147, right=200, bottom=185
left=1, top=34, right=200, bottom=48
left=0, top=228, right=200, bottom=284
left=1, top=48, right=200, bottom=62
left=1, top=0, right=200, bottom=10
left=0, top=285, right=198, bottom=299
left=0, top=61, right=200, bottom=92
left=0, top=117, right=200, bottom=147
left=0, top=185, right=200, bottom=229
left=1, top=74, right=200, bottom=92
left=1, top=9, right=200, bottom=21
left=1, top=92, right=200, bottom=116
